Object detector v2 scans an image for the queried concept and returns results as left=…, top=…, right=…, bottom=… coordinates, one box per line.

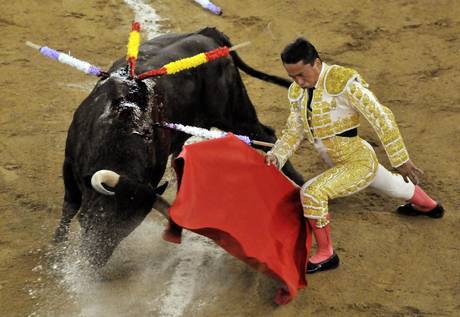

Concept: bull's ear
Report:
left=154, top=182, right=169, bottom=195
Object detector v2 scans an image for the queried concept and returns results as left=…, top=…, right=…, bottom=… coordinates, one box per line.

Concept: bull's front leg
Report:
left=153, top=194, right=170, bottom=218
left=53, top=200, right=80, bottom=243
left=54, top=160, right=81, bottom=243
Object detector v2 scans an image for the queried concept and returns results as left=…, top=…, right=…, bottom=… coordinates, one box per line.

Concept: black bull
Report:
left=54, top=27, right=304, bottom=267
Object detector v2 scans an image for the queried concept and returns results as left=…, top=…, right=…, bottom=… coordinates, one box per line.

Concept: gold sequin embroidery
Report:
left=324, top=65, right=358, bottom=95
left=347, top=82, right=409, bottom=167
left=301, top=137, right=379, bottom=227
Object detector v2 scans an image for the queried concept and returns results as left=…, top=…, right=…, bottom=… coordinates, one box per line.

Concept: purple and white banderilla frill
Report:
left=26, top=41, right=105, bottom=77
left=193, top=0, right=222, bottom=15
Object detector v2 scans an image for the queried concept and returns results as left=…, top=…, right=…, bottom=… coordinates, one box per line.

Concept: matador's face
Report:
left=284, top=58, right=322, bottom=89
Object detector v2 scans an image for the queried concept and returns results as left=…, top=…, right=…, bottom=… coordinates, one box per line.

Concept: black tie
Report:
left=307, top=87, right=315, bottom=111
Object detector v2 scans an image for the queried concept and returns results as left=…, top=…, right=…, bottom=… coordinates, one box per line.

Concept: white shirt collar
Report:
left=314, top=62, right=328, bottom=89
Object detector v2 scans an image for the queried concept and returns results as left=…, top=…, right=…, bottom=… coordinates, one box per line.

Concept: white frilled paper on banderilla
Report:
left=163, top=123, right=252, bottom=145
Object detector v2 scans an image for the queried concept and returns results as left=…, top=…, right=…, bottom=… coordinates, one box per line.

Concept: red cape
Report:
left=166, top=134, right=310, bottom=304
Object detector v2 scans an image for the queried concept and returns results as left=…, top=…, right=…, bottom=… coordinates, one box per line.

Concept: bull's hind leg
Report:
left=53, top=160, right=81, bottom=243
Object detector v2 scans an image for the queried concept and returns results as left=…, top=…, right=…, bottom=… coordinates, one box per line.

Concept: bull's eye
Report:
left=112, top=97, right=125, bottom=109
left=132, top=128, right=153, bottom=142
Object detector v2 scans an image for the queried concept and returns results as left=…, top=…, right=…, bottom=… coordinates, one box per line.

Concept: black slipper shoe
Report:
left=397, top=203, right=444, bottom=219
left=306, top=252, right=340, bottom=274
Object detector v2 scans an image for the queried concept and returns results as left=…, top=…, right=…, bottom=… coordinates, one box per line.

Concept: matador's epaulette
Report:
left=324, top=65, right=362, bottom=96
left=288, top=82, right=304, bottom=102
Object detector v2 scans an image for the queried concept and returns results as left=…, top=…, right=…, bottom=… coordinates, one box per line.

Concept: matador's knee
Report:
left=300, top=181, right=330, bottom=228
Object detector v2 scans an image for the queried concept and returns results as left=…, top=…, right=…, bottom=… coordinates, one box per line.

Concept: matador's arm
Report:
left=267, top=105, right=305, bottom=168
left=346, top=81, right=410, bottom=168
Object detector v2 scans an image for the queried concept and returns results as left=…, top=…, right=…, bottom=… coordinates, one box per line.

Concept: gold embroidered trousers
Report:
left=301, top=136, right=378, bottom=227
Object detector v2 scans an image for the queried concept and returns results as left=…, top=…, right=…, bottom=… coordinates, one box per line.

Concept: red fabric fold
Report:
left=167, top=134, right=310, bottom=303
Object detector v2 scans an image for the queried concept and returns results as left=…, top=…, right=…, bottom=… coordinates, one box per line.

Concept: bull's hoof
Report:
left=306, top=252, right=340, bottom=274
left=53, top=225, right=69, bottom=243
left=162, top=220, right=183, bottom=244
left=397, top=203, right=445, bottom=219
left=274, top=286, right=292, bottom=305
left=162, top=229, right=182, bottom=244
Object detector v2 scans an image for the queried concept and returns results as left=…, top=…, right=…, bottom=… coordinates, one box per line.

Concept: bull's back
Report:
left=66, top=31, right=228, bottom=157
left=108, top=32, right=221, bottom=74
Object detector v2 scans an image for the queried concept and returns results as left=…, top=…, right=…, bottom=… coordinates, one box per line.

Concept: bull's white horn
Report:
left=91, top=170, right=120, bottom=196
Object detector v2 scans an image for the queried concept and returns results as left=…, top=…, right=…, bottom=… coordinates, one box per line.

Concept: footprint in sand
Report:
left=0, top=164, right=20, bottom=182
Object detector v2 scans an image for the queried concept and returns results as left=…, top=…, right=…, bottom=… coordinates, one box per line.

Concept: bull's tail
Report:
left=197, top=27, right=291, bottom=88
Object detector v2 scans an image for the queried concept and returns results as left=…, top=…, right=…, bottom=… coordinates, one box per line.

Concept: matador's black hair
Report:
left=281, top=37, right=320, bottom=65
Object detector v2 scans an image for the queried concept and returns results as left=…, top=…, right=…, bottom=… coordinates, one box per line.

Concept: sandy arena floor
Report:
left=0, top=1, right=459, bottom=316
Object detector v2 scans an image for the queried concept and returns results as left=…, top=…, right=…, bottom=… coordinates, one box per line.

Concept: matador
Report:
left=265, top=38, right=444, bottom=274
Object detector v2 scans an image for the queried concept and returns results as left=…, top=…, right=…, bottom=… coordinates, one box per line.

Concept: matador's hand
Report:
left=265, top=152, right=279, bottom=167
left=396, top=159, right=424, bottom=185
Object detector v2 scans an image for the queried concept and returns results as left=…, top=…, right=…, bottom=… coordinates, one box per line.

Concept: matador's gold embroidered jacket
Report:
left=268, top=63, right=410, bottom=169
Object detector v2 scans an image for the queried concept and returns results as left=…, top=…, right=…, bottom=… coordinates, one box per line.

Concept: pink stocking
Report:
left=410, top=185, right=437, bottom=212
left=308, top=219, right=334, bottom=264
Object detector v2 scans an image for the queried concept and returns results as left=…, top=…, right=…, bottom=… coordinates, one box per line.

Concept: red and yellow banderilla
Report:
left=127, top=22, right=141, bottom=78
left=137, top=41, right=250, bottom=80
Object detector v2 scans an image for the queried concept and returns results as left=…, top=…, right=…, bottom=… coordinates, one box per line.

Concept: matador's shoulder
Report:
left=288, top=82, right=304, bottom=102
left=324, top=65, right=364, bottom=96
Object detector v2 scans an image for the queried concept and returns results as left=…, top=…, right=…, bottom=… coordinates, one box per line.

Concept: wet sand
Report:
left=0, top=0, right=459, bottom=316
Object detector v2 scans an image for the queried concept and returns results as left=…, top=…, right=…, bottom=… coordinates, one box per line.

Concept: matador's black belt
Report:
left=336, top=128, right=358, bottom=137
